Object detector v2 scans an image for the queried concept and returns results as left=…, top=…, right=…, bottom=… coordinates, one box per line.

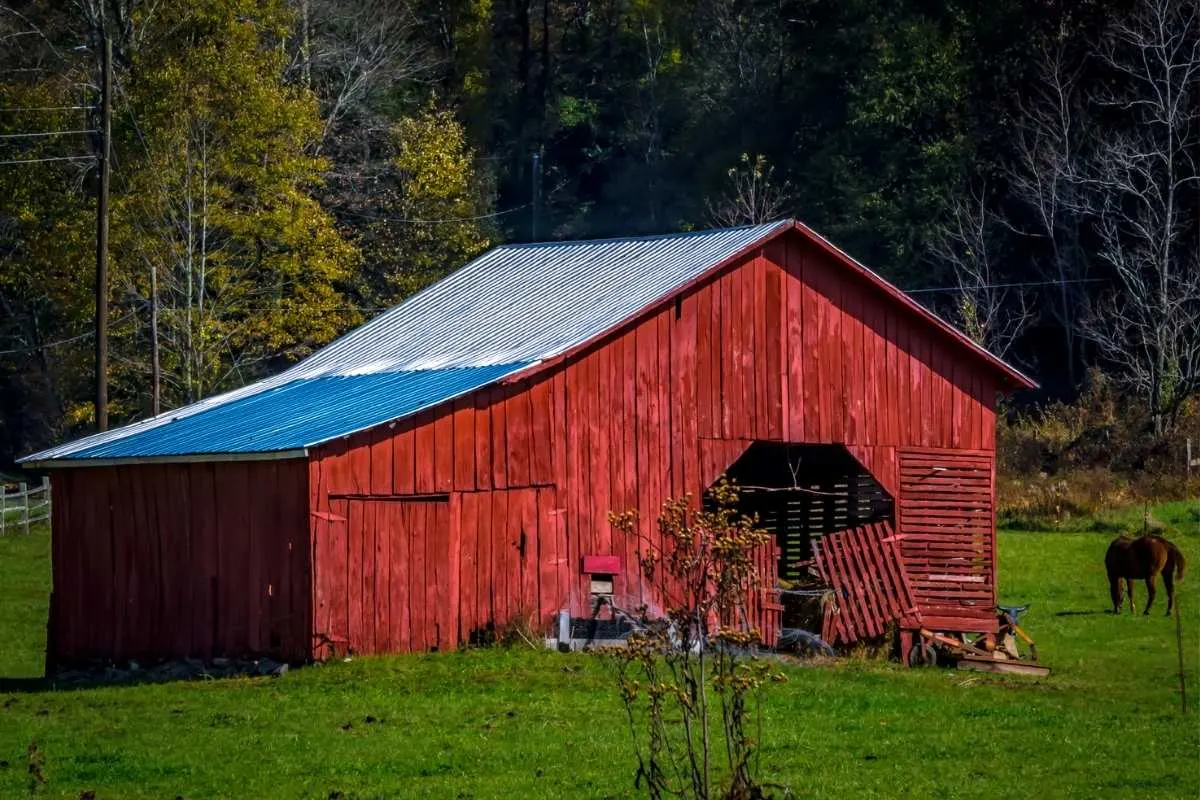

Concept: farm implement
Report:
left=907, top=604, right=1050, bottom=677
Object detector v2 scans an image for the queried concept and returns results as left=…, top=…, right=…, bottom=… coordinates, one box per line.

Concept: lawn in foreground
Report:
left=0, top=502, right=1196, bottom=799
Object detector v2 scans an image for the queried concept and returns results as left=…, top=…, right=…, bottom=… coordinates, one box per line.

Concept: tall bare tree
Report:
left=1008, top=36, right=1091, bottom=384
left=706, top=153, right=791, bottom=228
left=287, top=0, right=433, bottom=154
left=931, top=185, right=1034, bottom=358
left=1080, top=0, right=1200, bottom=435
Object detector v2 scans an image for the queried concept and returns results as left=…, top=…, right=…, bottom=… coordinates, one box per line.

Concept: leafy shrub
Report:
left=605, top=482, right=787, bottom=800
left=997, top=369, right=1198, bottom=527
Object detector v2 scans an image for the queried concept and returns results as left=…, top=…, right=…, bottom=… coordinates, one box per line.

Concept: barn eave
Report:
left=23, top=449, right=310, bottom=469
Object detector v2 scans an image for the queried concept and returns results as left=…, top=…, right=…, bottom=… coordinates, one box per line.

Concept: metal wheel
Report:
left=907, top=641, right=938, bottom=668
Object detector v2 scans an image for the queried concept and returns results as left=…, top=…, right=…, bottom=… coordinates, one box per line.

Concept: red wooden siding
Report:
left=896, top=448, right=997, bottom=631
left=313, top=497, right=452, bottom=656
left=47, top=460, right=310, bottom=667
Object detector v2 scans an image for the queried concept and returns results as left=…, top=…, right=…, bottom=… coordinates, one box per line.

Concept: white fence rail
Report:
left=1, top=476, right=50, bottom=535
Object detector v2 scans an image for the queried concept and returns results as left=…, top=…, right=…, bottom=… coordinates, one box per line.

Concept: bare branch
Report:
left=930, top=184, right=1035, bottom=358
left=706, top=154, right=791, bottom=228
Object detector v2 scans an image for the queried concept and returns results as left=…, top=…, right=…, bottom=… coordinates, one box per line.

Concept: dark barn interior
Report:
left=716, top=443, right=896, bottom=646
left=720, top=443, right=893, bottom=578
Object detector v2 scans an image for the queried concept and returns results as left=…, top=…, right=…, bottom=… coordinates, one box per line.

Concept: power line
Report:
left=0, top=128, right=96, bottom=139
left=0, top=314, right=134, bottom=357
left=0, top=105, right=94, bottom=112
left=0, top=154, right=94, bottom=165
left=904, top=277, right=1106, bottom=295
left=337, top=203, right=530, bottom=225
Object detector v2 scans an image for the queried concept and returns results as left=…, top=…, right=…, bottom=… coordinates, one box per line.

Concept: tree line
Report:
left=0, top=0, right=1196, bottom=466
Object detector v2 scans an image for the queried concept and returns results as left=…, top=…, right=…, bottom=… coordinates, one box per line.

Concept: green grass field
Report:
left=1, top=502, right=1197, bottom=799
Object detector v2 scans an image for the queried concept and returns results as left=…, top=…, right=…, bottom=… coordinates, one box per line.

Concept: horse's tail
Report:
left=1170, top=542, right=1186, bottom=580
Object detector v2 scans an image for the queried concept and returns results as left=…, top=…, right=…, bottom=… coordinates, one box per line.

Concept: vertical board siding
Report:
left=47, top=460, right=310, bottom=668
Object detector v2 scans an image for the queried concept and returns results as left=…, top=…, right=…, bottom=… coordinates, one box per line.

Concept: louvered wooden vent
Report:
left=896, top=448, right=996, bottom=629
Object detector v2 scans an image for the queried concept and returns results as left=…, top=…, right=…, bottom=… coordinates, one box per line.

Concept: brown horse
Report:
left=1105, top=535, right=1186, bottom=615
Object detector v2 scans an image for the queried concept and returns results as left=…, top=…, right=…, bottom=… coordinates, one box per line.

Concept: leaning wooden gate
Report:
left=813, top=520, right=918, bottom=644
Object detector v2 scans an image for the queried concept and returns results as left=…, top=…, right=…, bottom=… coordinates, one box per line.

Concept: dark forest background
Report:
left=1, top=0, right=1197, bottom=477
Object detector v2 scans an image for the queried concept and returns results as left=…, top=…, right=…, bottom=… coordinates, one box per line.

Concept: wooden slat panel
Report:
left=898, top=449, right=995, bottom=630
left=529, top=377, right=553, bottom=486
left=474, top=392, right=493, bottom=491
left=592, top=344, right=611, bottom=556
left=392, top=420, right=416, bottom=495
left=370, top=428, right=393, bottom=495
left=453, top=398, right=476, bottom=491
left=434, top=408, right=454, bottom=493
left=696, top=283, right=714, bottom=438
left=346, top=434, right=370, bottom=495
left=813, top=520, right=917, bottom=645
left=375, top=499, right=393, bottom=653
left=490, top=388, right=508, bottom=489
left=752, top=254, right=769, bottom=438
left=763, top=249, right=784, bottom=441
left=434, top=500, right=451, bottom=650
left=476, top=484, right=493, bottom=634
left=506, top=383, right=532, bottom=488
left=346, top=498, right=365, bottom=652
left=459, top=491, right=479, bottom=640
left=491, top=490, right=509, bottom=632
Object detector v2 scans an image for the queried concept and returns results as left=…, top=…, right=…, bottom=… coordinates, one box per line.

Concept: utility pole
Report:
left=94, top=35, right=111, bottom=432
left=531, top=148, right=542, bottom=241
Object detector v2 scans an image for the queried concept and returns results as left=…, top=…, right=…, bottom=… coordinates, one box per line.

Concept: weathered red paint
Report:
left=47, top=460, right=310, bottom=666
left=46, top=228, right=1021, bottom=668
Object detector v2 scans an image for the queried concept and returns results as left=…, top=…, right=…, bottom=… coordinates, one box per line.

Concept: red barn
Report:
left=23, top=220, right=1034, bottom=668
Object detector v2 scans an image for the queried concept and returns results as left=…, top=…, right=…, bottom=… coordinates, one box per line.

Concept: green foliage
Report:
left=840, top=11, right=971, bottom=279
left=357, top=106, right=493, bottom=303
left=111, top=0, right=358, bottom=407
left=0, top=81, right=98, bottom=434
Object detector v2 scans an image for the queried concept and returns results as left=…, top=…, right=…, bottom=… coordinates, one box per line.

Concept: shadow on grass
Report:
left=0, top=659, right=292, bottom=694
left=0, top=677, right=51, bottom=694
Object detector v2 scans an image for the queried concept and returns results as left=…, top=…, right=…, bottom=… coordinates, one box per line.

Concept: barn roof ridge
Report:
left=488, top=222, right=767, bottom=249
left=22, top=218, right=1032, bottom=466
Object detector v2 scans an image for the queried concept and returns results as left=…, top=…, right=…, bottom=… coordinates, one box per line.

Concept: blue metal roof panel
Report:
left=60, top=364, right=530, bottom=459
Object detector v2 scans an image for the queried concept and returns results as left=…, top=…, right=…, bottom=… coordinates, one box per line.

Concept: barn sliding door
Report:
left=313, top=497, right=452, bottom=656
left=896, top=449, right=996, bottom=630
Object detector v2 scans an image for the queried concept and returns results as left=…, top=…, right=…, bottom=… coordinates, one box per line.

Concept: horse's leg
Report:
left=1126, top=578, right=1137, bottom=615
left=1144, top=573, right=1157, bottom=615
left=1110, top=574, right=1123, bottom=614
left=1163, top=568, right=1175, bottom=616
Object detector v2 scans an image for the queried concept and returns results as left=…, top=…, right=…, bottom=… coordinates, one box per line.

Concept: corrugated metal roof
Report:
left=24, top=221, right=790, bottom=462
left=62, top=365, right=530, bottom=459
